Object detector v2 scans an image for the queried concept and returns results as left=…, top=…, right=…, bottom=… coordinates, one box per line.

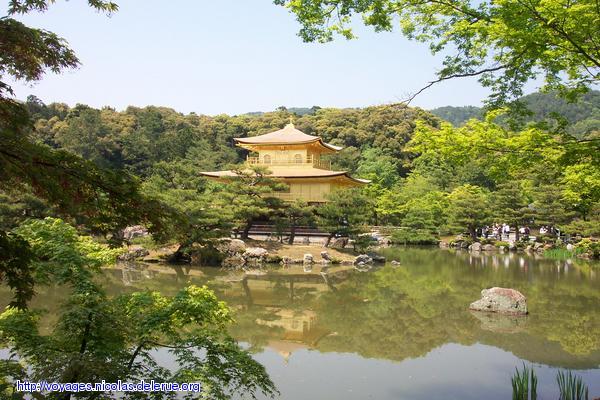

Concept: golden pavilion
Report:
left=200, top=122, right=369, bottom=203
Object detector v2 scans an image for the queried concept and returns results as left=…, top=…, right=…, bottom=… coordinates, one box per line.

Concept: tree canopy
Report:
left=275, top=0, right=600, bottom=106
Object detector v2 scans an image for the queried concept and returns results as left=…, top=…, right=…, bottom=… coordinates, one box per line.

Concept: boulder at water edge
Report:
left=304, top=253, right=314, bottom=264
left=469, top=287, right=528, bottom=315
left=243, top=247, right=268, bottom=264
left=470, top=242, right=482, bottom=252
left=354, top=254, right=373, bottom=265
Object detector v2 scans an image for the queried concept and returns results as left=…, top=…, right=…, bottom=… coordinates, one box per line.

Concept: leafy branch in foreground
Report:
left=275, top=0, right=600, bottom=107
left=0, top=218, right=277, bottom=400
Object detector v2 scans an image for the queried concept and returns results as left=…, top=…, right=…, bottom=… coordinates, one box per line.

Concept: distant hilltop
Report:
left=249, top=90, right=599, bottom=139
left=430, top=90, right=600, bottom=138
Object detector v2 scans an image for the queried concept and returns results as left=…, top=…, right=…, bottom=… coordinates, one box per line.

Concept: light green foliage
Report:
left=562, top=162, right=600, bottom=219
left=0, top=218, right=276, bottom=399
left=407, top=114, right=599, bottom=236
left=276, top=0, right=600, bottom=106
left=356, top=147, right=401, bottom=188
left=376, top=174, right=447, bottom=229
left=431, top=91, right=600, bottom=137
left=13, top=217, right=122, bottom=289
left=447, top=184, right=492, bottom=239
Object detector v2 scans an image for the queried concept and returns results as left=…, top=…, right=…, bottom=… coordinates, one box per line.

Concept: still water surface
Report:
left=12, top=248, right=600, bottom=399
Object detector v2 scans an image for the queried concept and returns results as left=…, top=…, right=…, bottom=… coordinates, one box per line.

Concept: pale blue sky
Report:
left=5, top=0, right=539, bottom=115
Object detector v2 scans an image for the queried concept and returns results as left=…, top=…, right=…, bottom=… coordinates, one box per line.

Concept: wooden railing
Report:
left=246, top=155, right=331, bottom=170
left=268, top=192, right=327, bottom=203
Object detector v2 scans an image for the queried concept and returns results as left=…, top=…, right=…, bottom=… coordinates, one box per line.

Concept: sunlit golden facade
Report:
left=201, top=123, right=368, bottom=203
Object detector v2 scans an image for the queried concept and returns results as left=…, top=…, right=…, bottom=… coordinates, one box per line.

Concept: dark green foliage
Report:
left=511, top=364, right=537, bottom=400
left=317, top=188, right=372, bottom=246
left=390, top=228, right=439, bottom=245
left=430, top=106, right=484, bottom=126
left=0, top=231, right=34, bottom=309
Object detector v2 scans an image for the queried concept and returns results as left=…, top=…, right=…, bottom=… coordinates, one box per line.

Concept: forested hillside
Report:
left=431, top=90, right=600, bottom=138
left=23, top=96, right=439, bottom=178
left=4, top=94, right=598, bottom=249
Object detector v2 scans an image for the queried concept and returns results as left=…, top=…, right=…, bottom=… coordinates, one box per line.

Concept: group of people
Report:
left=476, top=224, right=560, bottom=241
left=538, top=225, right=560, bottom=236
left=476, top=224, right=532, bottom=241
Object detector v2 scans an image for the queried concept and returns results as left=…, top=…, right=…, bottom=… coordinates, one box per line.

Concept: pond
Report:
left=4, top=248, right=600, bottom=399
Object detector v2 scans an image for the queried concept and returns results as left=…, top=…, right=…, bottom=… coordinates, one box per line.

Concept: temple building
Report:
left=200, top=123, right=369, bottom=203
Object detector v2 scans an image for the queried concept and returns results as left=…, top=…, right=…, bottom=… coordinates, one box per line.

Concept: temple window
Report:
left=263, top=154, right=271, bottom=164
left=294, top=154, right=303, bottom=164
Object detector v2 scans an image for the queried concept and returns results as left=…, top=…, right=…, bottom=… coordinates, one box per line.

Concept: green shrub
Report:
left=391, top=229, right=439, bottom=245
left=495, top=241, right=510, bottom=247
left=576, top=238, right=600, bottom=259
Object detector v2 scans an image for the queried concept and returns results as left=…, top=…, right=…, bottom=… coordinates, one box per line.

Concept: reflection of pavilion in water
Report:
left=231, top=266, right=352, bottom=361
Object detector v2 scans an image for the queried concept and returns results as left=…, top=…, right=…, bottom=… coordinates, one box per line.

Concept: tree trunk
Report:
left=63, top=312, right=93, bottom=400
left=288, top=225, right=296, bottom=245
left=241, top=221, right=252, bottom=240
left=324, top=233, right=334, bottom=247
left=469, top=226, right=477, bottom=241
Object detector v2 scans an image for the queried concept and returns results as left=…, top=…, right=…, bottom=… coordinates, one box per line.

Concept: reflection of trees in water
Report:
left=7, top=251, right=598, bottom=368
left=313, top=252, right=600, bottom=368
left=221, top=250, right=600, bottom=368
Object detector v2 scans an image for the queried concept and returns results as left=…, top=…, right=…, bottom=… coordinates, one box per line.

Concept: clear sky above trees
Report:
left=2, top=0, right=539, bottom=114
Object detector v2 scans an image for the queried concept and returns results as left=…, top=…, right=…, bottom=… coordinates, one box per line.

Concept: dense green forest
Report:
left=431, top=90, right=600, bottom=138
left=5, top=92, right=598, bottom=250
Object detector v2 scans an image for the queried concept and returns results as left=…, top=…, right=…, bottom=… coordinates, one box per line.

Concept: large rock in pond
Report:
left=469, top=287, right=528, bottom=315
left=303, top=253, right=314, bottom=264
left=320, top=251, right=331, bottom=261
left=354, top=254, right=373, bottom=265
